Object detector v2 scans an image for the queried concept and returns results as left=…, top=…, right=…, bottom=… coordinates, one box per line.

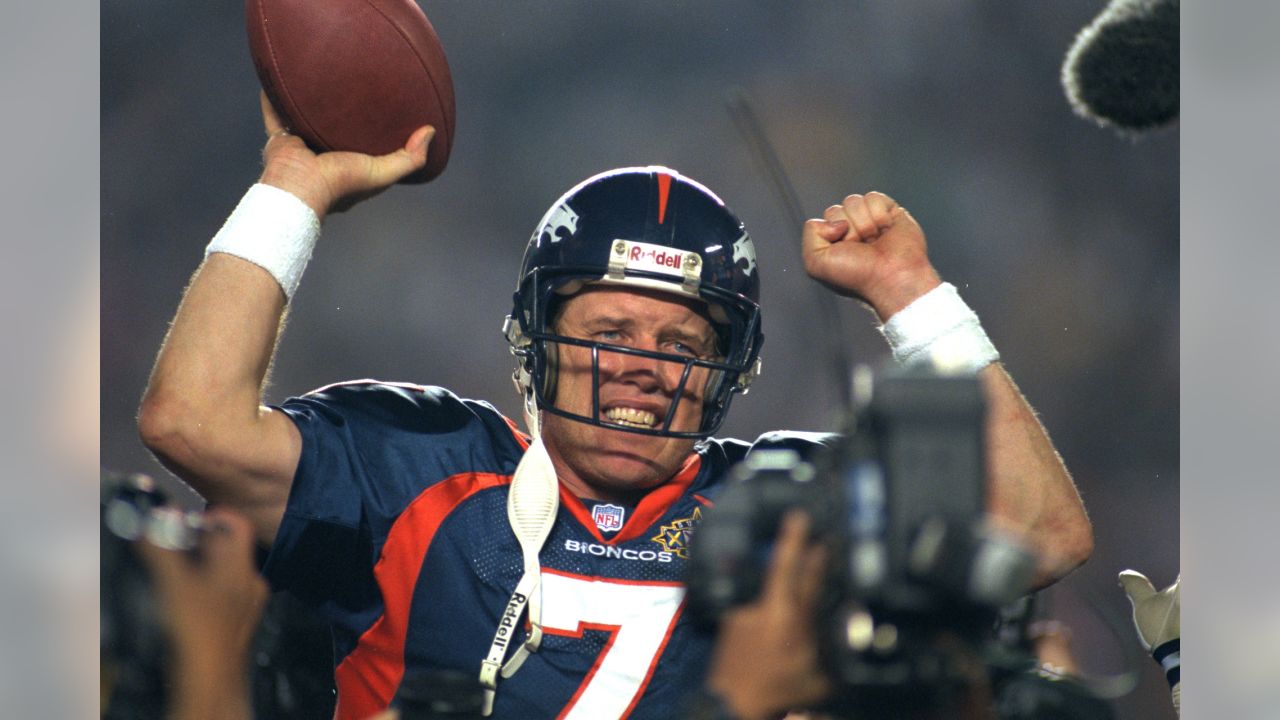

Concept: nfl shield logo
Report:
left=591, top=504, right=626, bottom=532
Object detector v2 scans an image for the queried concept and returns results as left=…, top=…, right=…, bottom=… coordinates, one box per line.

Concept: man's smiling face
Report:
left=540, top=285, right=720, bottom=502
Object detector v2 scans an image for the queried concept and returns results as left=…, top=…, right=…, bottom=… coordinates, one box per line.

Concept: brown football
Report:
left=246, top=0, right=455, bottom=183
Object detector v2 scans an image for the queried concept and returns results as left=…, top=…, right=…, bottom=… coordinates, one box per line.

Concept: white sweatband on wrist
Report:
left=879, top=282, right=1000, bottom=374
left=205, top=183, right=320, bottom=299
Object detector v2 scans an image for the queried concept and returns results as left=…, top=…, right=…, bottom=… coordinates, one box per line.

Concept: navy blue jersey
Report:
left=263, top=381, right=832, bottom=720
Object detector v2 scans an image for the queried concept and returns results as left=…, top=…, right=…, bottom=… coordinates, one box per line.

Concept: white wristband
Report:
left=878, top=282, right=999, bottom=373
left=205, top=183, right=320, bottom=299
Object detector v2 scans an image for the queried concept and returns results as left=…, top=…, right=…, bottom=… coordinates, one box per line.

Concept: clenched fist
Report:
left=801, top=192, right=942, bottom=322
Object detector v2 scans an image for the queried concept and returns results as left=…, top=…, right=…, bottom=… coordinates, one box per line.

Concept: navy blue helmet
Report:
left=505, top=166, right=764, bottom=438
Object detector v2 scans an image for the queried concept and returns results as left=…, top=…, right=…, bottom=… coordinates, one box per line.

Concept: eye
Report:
left=666, top=340, right=700, bottom=357
left=594, top=329, right=623, bottom=342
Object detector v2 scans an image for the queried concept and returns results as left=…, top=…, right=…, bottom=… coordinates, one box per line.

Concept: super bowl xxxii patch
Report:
left=591, top=503, right=626, bottom=532
left=651, top=507, right=703, bottom=560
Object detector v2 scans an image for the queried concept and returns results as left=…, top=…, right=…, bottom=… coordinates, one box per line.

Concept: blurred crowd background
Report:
left=102, top=2, right=1177, bottom=718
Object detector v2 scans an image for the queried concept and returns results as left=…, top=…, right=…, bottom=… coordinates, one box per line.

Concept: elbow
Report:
left=1056, top=494, right=1095, bottom=571
left=1030, top=510, right=1095, bottom=589
left=138, top=391, right=193, bottom=467
left=1064, top=512, right=1095, bottom=571
left=1072, top=513, right=1095, bottom=566
left=137, top=389, right=219, bottom=489
left=138, top=391, right=231, bottom=505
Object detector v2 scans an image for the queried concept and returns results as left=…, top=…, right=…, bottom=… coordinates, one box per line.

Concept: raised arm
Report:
left=138, top=93, right=432, bottom=544
left=801, top=192, right=1093, bottom=587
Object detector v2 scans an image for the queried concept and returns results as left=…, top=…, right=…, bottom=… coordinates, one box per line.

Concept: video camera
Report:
left=685, top=364, right=1111, bottom=718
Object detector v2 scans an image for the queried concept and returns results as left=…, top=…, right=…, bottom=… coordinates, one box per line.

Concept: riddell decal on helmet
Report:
left=607, top=239, right=702, bottom=290
left=732, top=233, right=756, bottom=277
left=537, top=202, right=579, bottom=245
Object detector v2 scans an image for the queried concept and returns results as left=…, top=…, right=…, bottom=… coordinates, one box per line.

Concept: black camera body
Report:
left=686, top=365, right=1040, bottom=716
left=100, top=471, right=339, bottom=720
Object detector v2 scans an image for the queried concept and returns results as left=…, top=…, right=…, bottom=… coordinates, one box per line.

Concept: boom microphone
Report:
left=1061, top=0, right=1179, bottom=133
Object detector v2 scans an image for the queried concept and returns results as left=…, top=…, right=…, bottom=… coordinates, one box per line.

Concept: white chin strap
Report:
left=478, top=394, right=560, bottom=716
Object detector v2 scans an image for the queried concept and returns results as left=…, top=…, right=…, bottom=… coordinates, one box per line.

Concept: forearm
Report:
left=169, top=649, right=256, bottom=720
left=146, top=253, right=286, bottom=407
left=875, top=285, right=1090, bottom=585
left=980, top=363, right=1092, bottom=586
left=144, top=509, right=269, bottom=720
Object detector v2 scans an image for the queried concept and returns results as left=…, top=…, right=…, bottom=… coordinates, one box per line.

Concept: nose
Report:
left=601, top=343, right=666, bottom=393
left=600, top=343, right=697, bottom=399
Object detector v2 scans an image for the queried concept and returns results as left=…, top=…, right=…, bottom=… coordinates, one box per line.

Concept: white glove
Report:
left=1119, top=569, right=1179, bottom=716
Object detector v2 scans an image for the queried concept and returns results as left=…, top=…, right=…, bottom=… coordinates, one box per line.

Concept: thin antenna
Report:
left=725, top=87, right=853, bottom=412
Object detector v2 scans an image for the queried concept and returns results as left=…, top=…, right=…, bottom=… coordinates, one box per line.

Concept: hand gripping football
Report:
left=246, top=0, right=456, bottom=183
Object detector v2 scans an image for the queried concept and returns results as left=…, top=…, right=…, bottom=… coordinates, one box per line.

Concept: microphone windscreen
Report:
left=1062, top=0, right=1179, bottom=133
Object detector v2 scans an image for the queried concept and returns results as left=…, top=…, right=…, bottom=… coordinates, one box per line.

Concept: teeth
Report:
left=605, top=406, right=657, bottom=428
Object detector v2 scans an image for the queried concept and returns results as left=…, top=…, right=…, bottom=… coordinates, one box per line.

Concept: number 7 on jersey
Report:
left=539, top=570, right=686, bottom=720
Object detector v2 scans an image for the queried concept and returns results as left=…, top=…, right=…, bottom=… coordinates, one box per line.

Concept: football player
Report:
left=139, top=97, right=1092, bottom=719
